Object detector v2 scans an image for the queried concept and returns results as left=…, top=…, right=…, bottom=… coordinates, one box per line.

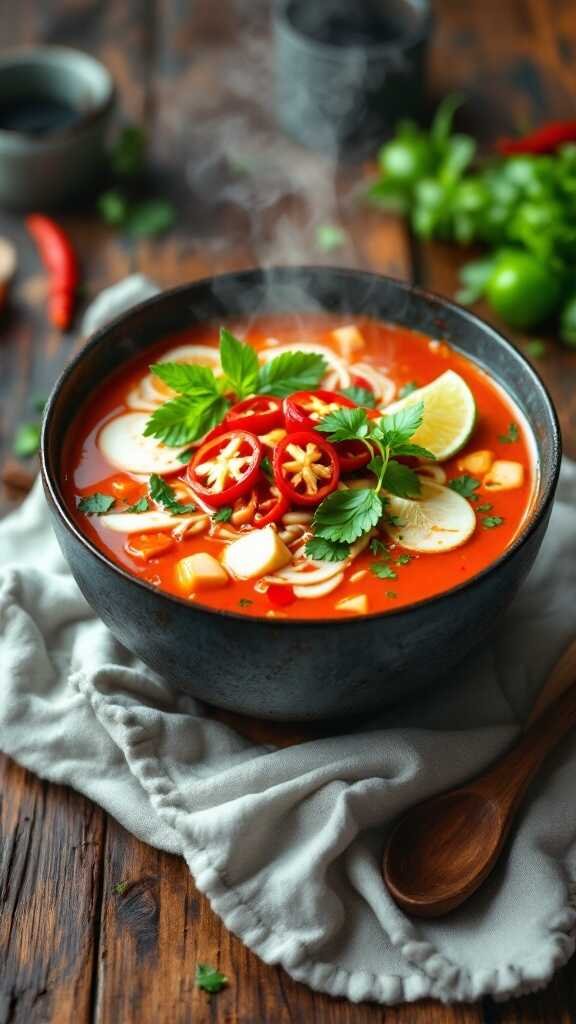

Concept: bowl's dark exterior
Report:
left=42, top=268, right=561, bottom=721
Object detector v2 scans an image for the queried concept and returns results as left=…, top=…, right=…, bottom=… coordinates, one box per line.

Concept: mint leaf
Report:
left=340, top=385, right=377, bottom=408
left=382, top=460, right=421, bottom=498
left=195, top=964, right=228, bottom=994
left=144, top=394, right=228, bottom=446
left=379, top=401, right=424, bottom=446
left=257, top=351, right=326, bottom=397
left=498, top=422, right=519, bottom=444
left=316, top=407, right=370, bottom=442
left=305, top=537, right=350, bottom=562
left=449, top=474, right=480, bottom=499
left=213, top=506, right=233, bottom=523
left=150, top=362, right=220, bottom=399
left=371, top=561, right=397, bottom=580
left=313, top=488, right=383, bottom=544
left=78, top=492, right=116, bottom=516
left=149, top=474, right=196, bottom=514
left=125, top=496, right=149, bottom=513
left=219, top=329, right=259, bottom=399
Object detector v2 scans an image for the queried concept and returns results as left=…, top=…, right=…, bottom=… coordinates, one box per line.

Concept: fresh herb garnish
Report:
left=195, top=965, right=228, bottom=994
left=371, top=561, right=397, bottom=580
left=448, top=474, right=480, bottom=499
left=213, top=506, right=233, bottom=523
left=369, top=537, right=389, bottom=557
left=498, top=422, right=519, bottom=444
left=340, top=385, right=377, bottom=408
left=483, top=515, right=504, bottom=529
left=176, top=449, right=193, bottom=464
left=149, top=474, right=196, bottom=514
left=477, top=502, right=493, bottom=512
left=257, top=348, right=326, bottom=397
left=125, top=496, right=149, bottom=513
left=220, top=328, right=260, bottom=399
left=78, top=492, right=116, bottom=516
left=398, top=381, right=419, bottom=399
left=313, top=488, right=383, bottom=545
left=315, top=223, right=347, bottom=253
left=238, top=598, right=253, bottom=608
left=305, top=536, right=351, bottom=562
left=144, top=391, right=228, bottom=447
left=396, top=553, right=412, bottom=565
left=13, top=422, right=41, bottom=458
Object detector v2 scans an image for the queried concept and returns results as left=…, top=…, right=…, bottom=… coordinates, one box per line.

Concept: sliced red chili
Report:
left=283, top=389, right=357, bottom=433
left=225, top=395, right=283, bottom=435
left=267, top=584, right=296, bottom=608
left=272, top=430, right=340, bottom=506
left=496, top=121, right=576, bottom=156
left=335, top=439, right=371, bottom=473
left=229, top=479, right=288, bottom=528
left=187, top=430, right=262, bottom=508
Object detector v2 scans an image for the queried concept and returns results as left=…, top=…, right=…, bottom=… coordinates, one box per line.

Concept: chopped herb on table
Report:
left=498, top=422, right=519, bottom=444
left=13, top=422, right=41, bottom=458
left=195, top=964, right=228, bottom=994
left=112, top=881, right=129, bottom=896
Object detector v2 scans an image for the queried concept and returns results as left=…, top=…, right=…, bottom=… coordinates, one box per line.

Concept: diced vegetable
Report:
left=222, top=526, right=291, bottom=580
left=125, top=532, right=174, bottom=561
left=175, top=552, right=229, bottom=594
left=457, top=449, right=494, bottom=475
left=482, top=460, right=525, bottom=491
left=331, top=325, right=366, bottom=360
left=335, top=594, right=368, bottom=614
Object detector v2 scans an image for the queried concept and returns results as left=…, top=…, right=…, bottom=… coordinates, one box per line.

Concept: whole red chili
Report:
left=496, top=121, right=576, bottom=156
left=26, top=214, right=79, bottom=330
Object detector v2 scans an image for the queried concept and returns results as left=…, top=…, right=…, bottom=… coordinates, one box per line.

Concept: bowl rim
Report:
left=41, top=266, right=562, bottom=629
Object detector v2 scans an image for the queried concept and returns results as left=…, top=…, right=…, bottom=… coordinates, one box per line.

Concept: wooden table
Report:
left=2, top=1, right=576, bottom=1021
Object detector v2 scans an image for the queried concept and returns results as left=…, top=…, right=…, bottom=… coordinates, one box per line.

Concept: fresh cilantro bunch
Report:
left=144, top=329, right=326, bottom=447
left=305, top=402, right=434, bottom=561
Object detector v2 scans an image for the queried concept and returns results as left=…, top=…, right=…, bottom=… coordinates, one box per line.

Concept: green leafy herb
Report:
left=98, top=189, right=130, bottom=226
left=220, top=328, right=260, bottom=399
left=150, top=362, right=222, bottom=399
left=195, top=964, right=228, bottom=994
left=316, top=406, right=370, bottom=442
left=381, top=459, right=421, bottom=498
left=126, top=198, right=176, bottom=237
left=149, top=474, right=196, bottom=514
left=483, top=515, right=504, bottom=529
left=144, top=394, right=228, bottom=447
left=78, top=492, right=116, bottom=516
left=378, top=402, right=425, bottom=446
left=477, top=502, right=493, bottom=512
left=238, top=598, right=253, bottom=608
left=396, top=553, right=412, bottom=565
left=112, top=881, right=129, bottom=896
left=257, top=349, right=326, bottom=397
left=315, top=223, right=347, bottom=253
left=340, top=385, right=377, bottom=408
left=449, top=474, right=480, bottom=499
left=369, top=538, right=389, bottom=557
left=261, top=455, right=273, bottom=478
left=312, top=488, right=383, bottom=545
left=125, top=496, right=149, bottom=513
left=524, top=339, right=547, bottom=359
left=110, top=124, right=147, bottom=177
left=498, top=422, right=519, bottom=444
left=371, top=561, right=397, bottom=580
left=176, top=449, right=193, bottom=464
left=213, top=506, right=233, bottom=523
left=455, top=257, right=495, bottom=304
left=13, top=422, right=41, bottom=458
left=305, top=536, right=351, bottom=562
left=398, top=381, right=419, bottom=399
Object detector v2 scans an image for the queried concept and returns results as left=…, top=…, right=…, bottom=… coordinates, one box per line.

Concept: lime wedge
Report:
left=383, top=480, right=477, bottom=553
left=385, top=370, right=476, bottom=461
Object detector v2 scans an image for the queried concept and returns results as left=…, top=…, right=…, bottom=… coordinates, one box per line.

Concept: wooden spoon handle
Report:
left=526, top=637, right=576, bottom=726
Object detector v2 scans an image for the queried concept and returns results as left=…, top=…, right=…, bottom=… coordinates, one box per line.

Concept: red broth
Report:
left=62, top=315, right=535, bottom=620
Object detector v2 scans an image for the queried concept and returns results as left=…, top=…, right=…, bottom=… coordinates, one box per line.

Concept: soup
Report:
left=62, top=315, right=535, bottom=620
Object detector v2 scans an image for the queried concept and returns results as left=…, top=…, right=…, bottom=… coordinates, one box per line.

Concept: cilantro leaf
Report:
left=176, top=449, right=193, bottom=464
left=313, top=488, right=383, bottom=544
left=398, top=381, right=419, bottom=399
left=149, top=474, right=196, bottom=514
left=449, top=474, right=480, bottom=499
left=219, top=329, right=259, bottom=399
left=371, top=561, right=397, bottom=580
left=144, top=394, right=228, bottom=446
left=391, top=442, right=436, bottom=460
left=498, top=422, right=519, bottom=444
left=305, top=536, right=351, bottom=562
left=213, top=506, right=233, bottom=522
left=379, top=401, right=424, bottom=446
left=149, top=362, right=221, bottom=399
left=477, top=502, right=493, bottom=512
left=195, top=964, right=228, bottom=994
left=381, top=460, right=421, bottom=498
left=78, top=492, right=116, bottom=516
left=482, top=515, right=504, bottom=529
left=257, top=351, right=326, bottom=397
left=125, top=496, right=149, bottom=513
left=340, top=385, right=377, bottom=408
left=369, top=537, right=389, bottom=557
left=316, top=406, right=370, bottom=442
left=396, top=553, right=412, bottom=565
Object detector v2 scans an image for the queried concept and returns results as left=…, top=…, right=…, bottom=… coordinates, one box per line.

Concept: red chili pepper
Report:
left=26, top=214, right=78, bottom=330
left=187, top=429, right=262, bottom=508
left=283, top=389, right=356, bottom=433
left=335, top=439, right=371, bottom=473
left=496, top=121, right=576, bottom=156
left=225, top=395, right=284, bottom=435
left=272, top=430, right=340, bottom=506
left=267, top=584, right=296, bottom=608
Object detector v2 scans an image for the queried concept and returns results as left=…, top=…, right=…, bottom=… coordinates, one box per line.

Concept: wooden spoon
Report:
left=383, top=638, right=576, bottom=917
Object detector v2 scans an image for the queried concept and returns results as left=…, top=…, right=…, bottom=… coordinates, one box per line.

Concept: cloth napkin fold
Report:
left=1, top=277, right=576, bottom=1006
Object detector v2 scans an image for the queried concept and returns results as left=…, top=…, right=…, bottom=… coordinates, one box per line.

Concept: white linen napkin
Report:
left=1, top=276, right=575, bottom=1006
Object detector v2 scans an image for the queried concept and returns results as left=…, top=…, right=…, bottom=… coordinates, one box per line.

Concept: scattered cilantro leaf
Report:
left=305, top=536, right=351, bottom=562
left=312, top=488, right=383, bottom=545
left=220, top=328, right=260, bottom=399
left=340, top=385, right=377, bottom=408
left=238, top=598, right=253, bottom=607
left=315, top=223, right=347, bottom=253
left=477, top=502, right=493, bottom=512
left=381, top=460, right=421, bottom=498
left=13, top=422, right=41, bottom=458
left=150, top=362, right=221, bottom=400
left=78, top=492, right=116, bottom=516
left=483, top=515, right=504, bottom=529
left=371, top=561, right=397, bottom=580
left=524, top=339, right=547, bottom=360
left=149, top=474, right=196, bottom=514
left=213, top=506, right=233, bottom=523
left=176, top=449, right=193, bottom=464
left=195, top=964, right=228, bottom=994
left=498, top=422, right=519, bottom=444
left=398, top=381, right=419, bottom=399
left=144, top=394, right=228, bottom=446
left=396, top=553, right=412, bottom=565
left=369, top=537, right=389, bottom=557
left=449, top=474, right=480, bottom=499
left=125, top=496, right=149, bottom=513
left=257, top=351, right=326, bottom=397
left=386, top=590, right=398, bottom=599
left=112, top=881, right=129, bottom=896
left=316, top=406, right=370, bottom=442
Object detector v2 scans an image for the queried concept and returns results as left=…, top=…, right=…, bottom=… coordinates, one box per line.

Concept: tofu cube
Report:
left=175, top=552, right=229, bottom=594
left=482, top=460, right=525, bottom=491
left=335, top=594, right=368, bottom=615
left=222, top=526, right=291, bottom=580
left=331, top=325, right=366, bottom=359
left=457, top=449, right=494, bottom=475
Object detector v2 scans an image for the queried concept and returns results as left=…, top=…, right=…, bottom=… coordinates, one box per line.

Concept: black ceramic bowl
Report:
left=42, top=267, right=561, bottom=721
